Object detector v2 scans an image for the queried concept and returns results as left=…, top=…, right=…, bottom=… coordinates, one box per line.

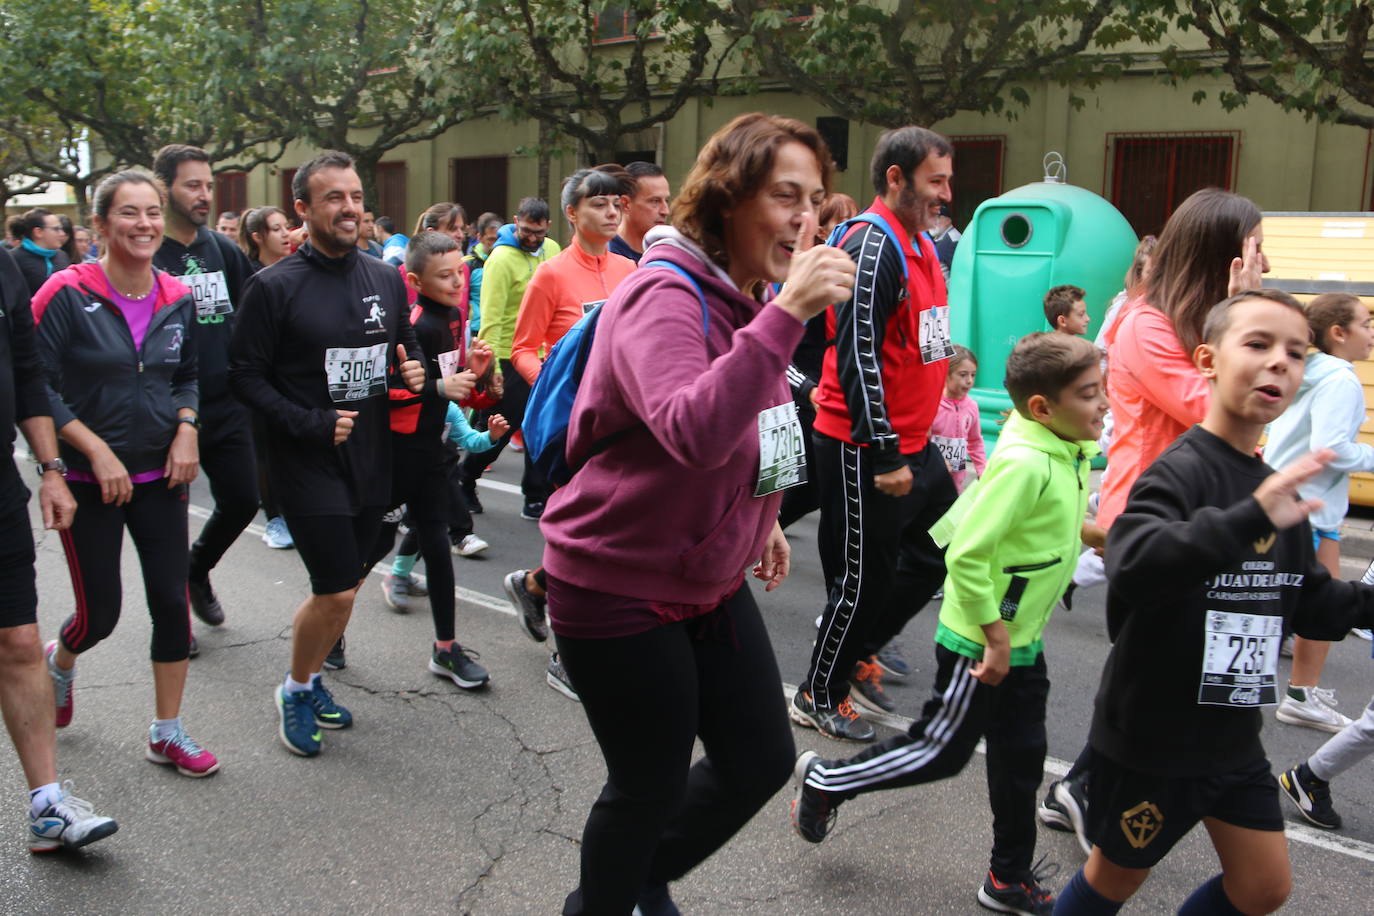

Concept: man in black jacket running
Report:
left=230, top=152, right=425, bottom=758
left=153, top=144, right=259, bottom=629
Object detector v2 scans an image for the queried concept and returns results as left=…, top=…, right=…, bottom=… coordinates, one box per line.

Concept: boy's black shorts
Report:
left=1085, top=747, right=1283, bottom=869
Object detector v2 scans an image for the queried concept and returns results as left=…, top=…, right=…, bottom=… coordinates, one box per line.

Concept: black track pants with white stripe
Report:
left=806, top=645, right=1050, bottom=882
left=802, top=434, right=956, bottom=708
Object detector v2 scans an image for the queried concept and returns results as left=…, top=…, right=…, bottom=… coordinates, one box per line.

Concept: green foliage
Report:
left=1125, top=0, right=1374, bottom=129
left=453, top=0, right=728, bottom=162
left=718, top=0, right=1136, bottom=127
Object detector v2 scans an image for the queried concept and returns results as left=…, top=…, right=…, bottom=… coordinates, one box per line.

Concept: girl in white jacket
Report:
left=1266, top=292, right=1374, bottom=733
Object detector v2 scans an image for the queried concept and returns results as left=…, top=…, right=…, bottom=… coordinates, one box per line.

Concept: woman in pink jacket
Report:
left=1041, top=187, right=1268, bottom=850
left=540, top=114, right=856, bottom=915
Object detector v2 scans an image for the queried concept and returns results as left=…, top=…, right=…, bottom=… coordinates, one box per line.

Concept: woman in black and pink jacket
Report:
left=32, top=169, right=219, bottom=779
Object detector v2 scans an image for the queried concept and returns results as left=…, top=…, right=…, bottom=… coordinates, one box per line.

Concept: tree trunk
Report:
left=537, top=118, right=552, bottom=205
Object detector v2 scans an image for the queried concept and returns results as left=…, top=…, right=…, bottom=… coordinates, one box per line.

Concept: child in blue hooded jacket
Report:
left=1266, top=292, right=1374, bottom=733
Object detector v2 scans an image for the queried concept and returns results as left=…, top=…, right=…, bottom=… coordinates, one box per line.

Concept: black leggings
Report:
left=58, top=480, right=191, bottom=663
left=553, top=585, right=795, bottom=915
left=369, top=446, right=457, bottom=642
left=190, top=414, right=259, bottom=578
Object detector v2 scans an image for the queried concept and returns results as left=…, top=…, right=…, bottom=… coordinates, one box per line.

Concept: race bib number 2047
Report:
left=325, top=343, right=387, bottom=403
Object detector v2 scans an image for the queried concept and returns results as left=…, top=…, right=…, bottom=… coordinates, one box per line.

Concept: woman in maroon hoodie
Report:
left=539, top=114, right=857, bottom=914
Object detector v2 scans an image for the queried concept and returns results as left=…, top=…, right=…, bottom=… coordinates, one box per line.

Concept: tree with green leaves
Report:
left=455, top=0, right=737, bottom=165
left=720, top=0, right=1135, bottom=127
left=1137, top=0, right=1374, bottom=128
left=0, top=0, right=285, bottom=213
left=188, top=0, right=478, bottom=210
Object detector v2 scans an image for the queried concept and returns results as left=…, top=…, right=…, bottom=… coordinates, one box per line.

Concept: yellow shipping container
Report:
left=1262, top=213, right=1374, bottom=506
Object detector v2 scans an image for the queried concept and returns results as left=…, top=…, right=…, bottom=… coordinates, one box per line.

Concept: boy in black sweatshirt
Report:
left=1055, top=289, right=1374, bottom=916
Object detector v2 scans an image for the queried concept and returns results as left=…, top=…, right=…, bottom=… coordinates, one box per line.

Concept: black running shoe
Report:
left=520, top=501, right=545, bottom=521
left=187, top=635, right=200, bottom=659
left=504, top=569, right=548, bottom=642
left=1053, top=776, right=1091, bottom=855
left=790, top=751, right=841, bottom=843
left=977, top=865, right=1057, bottom=916
left=1037, top=785, right=1072, bottom=833
left=849, top=656, right=896, bottom=713
left=463, top=487, right=483, bottom=515
left=323, top=636, right=346, bottom=671
left=429, top=644, right=490, bottom=689
left=188, top=575, right=225, bottom=626
left=1057, top=582, right=1076, bottom=613
left=1280, top=762, right=1342, bottom=829
left=789, top=689, right=875, bottom=742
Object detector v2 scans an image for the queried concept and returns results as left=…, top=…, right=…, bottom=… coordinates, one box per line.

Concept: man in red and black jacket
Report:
left=793, top=127, right=959, bottom=742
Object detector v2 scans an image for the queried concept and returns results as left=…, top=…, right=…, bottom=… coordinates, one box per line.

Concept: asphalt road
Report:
left=4, top=453, right=1374, bottom=914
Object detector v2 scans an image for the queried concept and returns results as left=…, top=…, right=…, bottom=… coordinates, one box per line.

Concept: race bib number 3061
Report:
left=1198, top=611, right=1282, bottom=707
left=325, top=343, right=387, bottom=403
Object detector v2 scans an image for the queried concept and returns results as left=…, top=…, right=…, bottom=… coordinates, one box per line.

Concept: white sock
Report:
left=284, top=675, right=312, bottom=694
left=29, top=782, right=61, bottom=817
left=152, top=717, right=182, bottom=742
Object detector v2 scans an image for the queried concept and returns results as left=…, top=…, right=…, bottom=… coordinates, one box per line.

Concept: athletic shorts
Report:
left=1086, top=748, right=1283, bottom=869
left=283, top=509, right=385, bottom=595
left=0, top=504, right=37, bottom=628
left=1313, top=528, right=1340, bottom=551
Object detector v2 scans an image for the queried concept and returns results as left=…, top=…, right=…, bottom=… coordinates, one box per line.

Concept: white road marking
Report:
left=191, top=501, right=1374, bottom=863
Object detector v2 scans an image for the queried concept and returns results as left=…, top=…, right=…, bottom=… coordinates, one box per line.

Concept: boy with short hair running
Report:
left=792, top=332, right=1108, bottom=916
left=367, top=230, right=498, bottom=689
left=1053, top=289, right=1374, bottom=915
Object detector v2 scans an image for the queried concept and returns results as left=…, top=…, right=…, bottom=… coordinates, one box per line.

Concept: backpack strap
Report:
left=826, top=212, right=911, bottom=280
left=642, top=259, right=709, bottom=334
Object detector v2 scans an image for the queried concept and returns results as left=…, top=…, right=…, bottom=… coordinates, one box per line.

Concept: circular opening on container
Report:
left=1000, top=213, right=1032, bottom=248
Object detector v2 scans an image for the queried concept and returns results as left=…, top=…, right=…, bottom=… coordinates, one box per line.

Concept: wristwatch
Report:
left=35, top=457, right=66, bottom=478
left=178, top=416, right=201, bottom=431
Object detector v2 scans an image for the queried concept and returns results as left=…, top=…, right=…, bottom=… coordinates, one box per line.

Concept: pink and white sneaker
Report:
left=146, top=726, right=220, bottom=778
left=45, top=641, right=74, bottom=728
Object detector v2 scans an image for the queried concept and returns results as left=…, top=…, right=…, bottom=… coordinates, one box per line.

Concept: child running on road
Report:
left=384, top=403, right=507, bottom=609
left=791, top=331, right=1107, bottom=916
left=1053, top=289, right=1374, bottom=915
left=1264, top=292, right=1374, bottom=732
left=930, top=344, right=986, bottom=493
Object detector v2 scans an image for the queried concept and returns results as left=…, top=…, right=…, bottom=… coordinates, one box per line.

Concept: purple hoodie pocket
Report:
left=677, top=485, right=754, bottom=581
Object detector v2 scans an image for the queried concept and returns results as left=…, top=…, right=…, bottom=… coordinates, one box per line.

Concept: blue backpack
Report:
left=826, top=211, right=910, bottom=281
left=524, top=259, right=709, bottom=486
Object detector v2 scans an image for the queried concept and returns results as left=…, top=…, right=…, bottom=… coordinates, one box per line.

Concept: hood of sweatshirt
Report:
left=31, top=260, right=190, bottom=323
left=1294, top=350, right=1351, bottom=401
left=494, top=223, right=556, bottom=257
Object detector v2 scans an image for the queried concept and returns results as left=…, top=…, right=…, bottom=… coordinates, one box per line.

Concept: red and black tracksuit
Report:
left=801, top=197, right=958, bottom=709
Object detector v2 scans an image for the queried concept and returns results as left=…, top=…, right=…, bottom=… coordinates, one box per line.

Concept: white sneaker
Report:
left=28, top=781, right=118, bottom=852
left=453, top=534, right=489, bottom=557
left=261, top=517, right=294, bottom=550
left=1351, top=628, right=1373, bottom=641
left=1276, top=686, right=1354, bottom=733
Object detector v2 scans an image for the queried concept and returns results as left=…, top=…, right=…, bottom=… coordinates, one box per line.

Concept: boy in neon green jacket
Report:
left=790, top=332, right=1107, bottom=916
